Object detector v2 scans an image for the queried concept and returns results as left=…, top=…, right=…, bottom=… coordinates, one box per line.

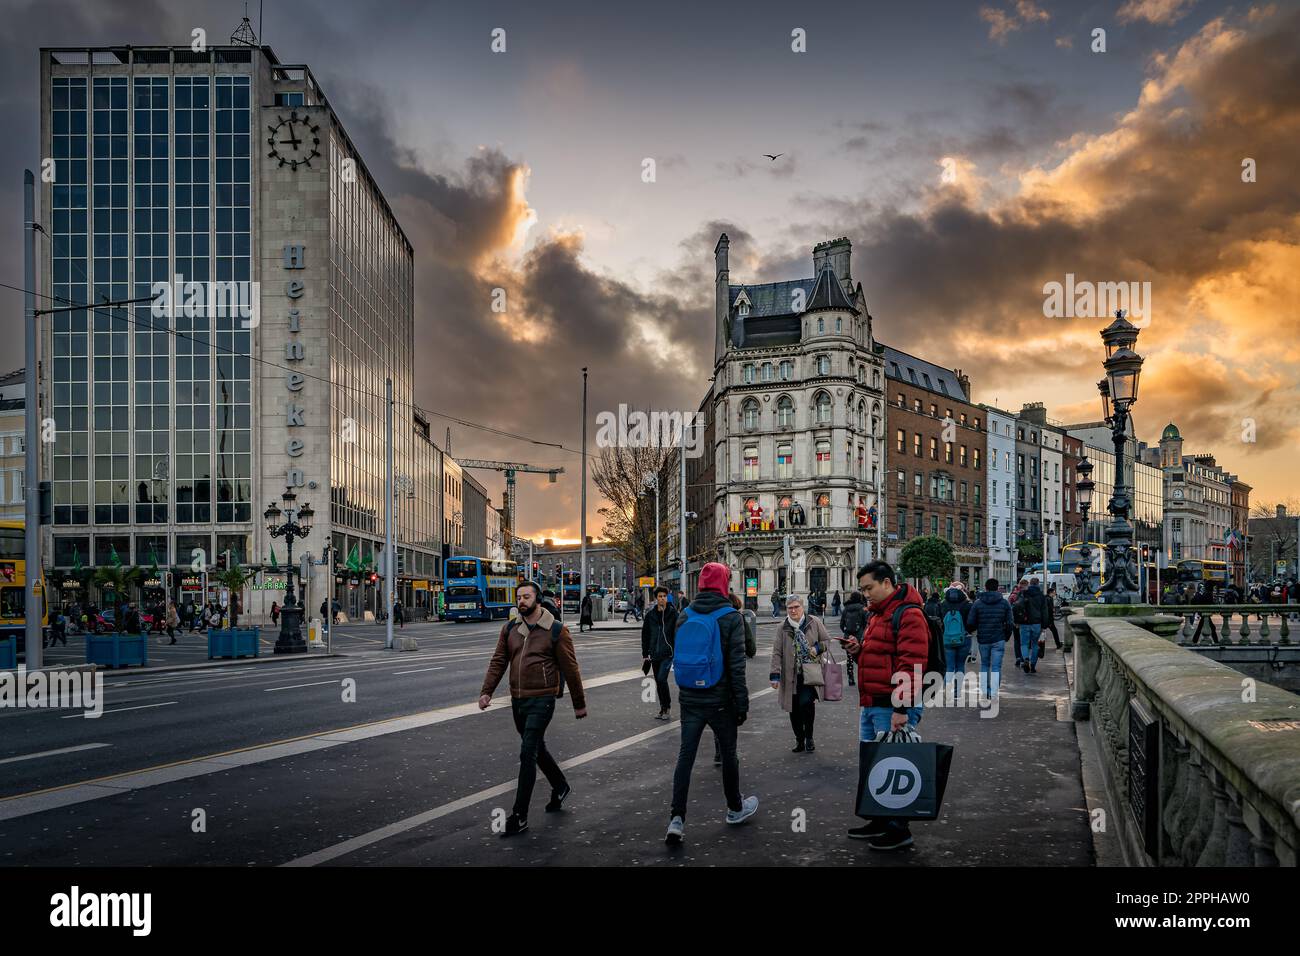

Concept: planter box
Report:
left=208, top=627, right=261, bottom=660
left=0, top=636, right=15, bottom=669
left=85, top=632, right=148, bottom=668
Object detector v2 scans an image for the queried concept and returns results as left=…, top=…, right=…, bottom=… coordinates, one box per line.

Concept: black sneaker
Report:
left=867, top=828, right=914, bottom=851
left=848, top=821, right=888, bottom=840
left=791, top=740, right=806, bottom=753
left=501, top=814, right=528, bottom=837
left=544, top=784, right=571, bottom=813
left=805, top=738, right=816, bottom=752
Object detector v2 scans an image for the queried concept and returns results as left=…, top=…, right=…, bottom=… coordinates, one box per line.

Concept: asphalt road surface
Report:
left=0, top=617, right=1093, bottom=866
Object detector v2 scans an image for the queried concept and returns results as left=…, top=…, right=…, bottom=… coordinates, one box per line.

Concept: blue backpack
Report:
left=673, top=606, right=732, bottom=689
left=942, top=608, right=966, bottom=648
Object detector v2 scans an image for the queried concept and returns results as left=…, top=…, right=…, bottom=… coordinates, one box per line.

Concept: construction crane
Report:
left=455, top=460, right=564, bottom=540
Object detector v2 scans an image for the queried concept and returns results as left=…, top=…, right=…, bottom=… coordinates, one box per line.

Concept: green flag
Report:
left=361, top=552, right=373, bottom=571
left=109, top=543, right=122, bottom=568
left=346, top=544, right=361, bottom=572
left=149, top=547, right=160, bottom=577
left=72, top=544, right=82, bottom=574
left=269, top=545, right=278, bottom=570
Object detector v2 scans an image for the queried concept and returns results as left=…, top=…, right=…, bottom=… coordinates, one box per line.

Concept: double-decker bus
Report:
left=443, top=556, right=517, bottom=621
left=1177, top=559, right=1229, bottom=588
left=0, top=520, right=48, bottom=645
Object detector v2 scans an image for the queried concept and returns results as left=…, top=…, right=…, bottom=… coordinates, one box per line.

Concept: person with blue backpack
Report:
left=966, top=577, right=1015, bottom=700
left=664, top=561, right=758, bottom=845
left=939, top=582, right=973, bottom=704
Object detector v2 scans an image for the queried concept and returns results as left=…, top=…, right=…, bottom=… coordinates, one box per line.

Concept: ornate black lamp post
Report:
left=1096, top=312, right=1145, bottom=603
left=1075, top=456, right=1095, bottom=597
left=265, top=488, right=314, bottom=653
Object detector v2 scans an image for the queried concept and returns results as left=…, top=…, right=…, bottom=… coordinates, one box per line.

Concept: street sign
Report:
left=638, top=576, right=655, bottom=587
left=219, top=588, right=229, bottom=608
left=1277, top=560, right=1289, bottom=575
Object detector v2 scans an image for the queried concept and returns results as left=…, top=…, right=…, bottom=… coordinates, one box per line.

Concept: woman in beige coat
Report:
left=769, top=594, right=834, bottom=752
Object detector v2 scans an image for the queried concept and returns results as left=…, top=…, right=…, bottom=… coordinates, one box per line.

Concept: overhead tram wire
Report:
left=1, top=278, right=581, bottom=457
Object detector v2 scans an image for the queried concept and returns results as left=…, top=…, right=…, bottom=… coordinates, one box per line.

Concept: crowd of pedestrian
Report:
left=478, top=556, right=1052, bottom=853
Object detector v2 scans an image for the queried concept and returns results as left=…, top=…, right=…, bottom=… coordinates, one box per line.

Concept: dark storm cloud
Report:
left=0, top=0, right=181, bottom=344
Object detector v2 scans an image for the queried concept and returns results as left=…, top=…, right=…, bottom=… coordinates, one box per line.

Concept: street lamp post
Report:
left=265, top=488, right=313, bottom=653
left=1076, top=456, right=1095, bottom=598
left=1096, top=311, right=1145, bottom=604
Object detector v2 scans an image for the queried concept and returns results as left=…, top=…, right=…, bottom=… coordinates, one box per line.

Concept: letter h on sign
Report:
left=284, top=245, right=306, bottom=269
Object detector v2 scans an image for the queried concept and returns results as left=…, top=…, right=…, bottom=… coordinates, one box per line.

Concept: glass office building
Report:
left=40, top=43, right=441, bottom=617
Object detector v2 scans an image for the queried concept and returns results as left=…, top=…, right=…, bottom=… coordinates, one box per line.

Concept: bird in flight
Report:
left=763, top=153, right=784, bottom=161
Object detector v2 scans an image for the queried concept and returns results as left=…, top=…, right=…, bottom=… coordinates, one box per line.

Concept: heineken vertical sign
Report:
left=284, top=243, right=308, bottom=489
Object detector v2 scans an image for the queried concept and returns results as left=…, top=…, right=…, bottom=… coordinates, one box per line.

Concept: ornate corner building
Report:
left=695, top=235, right=886, bottom=607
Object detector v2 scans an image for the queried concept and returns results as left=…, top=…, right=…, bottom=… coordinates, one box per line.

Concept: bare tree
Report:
left=1248, top=500, right=1300, bottom=581
left=591, top=442, right=680, bottom=580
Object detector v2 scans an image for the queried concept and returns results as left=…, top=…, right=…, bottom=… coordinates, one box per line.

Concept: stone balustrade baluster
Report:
left=1223, top=788, right=1253, bottom=866
left=1195, top=766, right=1230, bottom=866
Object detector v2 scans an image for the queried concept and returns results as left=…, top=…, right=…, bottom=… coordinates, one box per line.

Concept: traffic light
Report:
left=368, top=571, right=378, bottom=585
left=532, top=562, right=539, bottom=574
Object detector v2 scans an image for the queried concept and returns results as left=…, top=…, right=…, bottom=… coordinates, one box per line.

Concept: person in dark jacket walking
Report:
left=478, top=581, right=587, bottom=838
left=923, top=589, right=942, bottom=621
left=831, top=590, right=842, bottom=617
left=938, top=583, right=973, bottom=702
left=1014, top=578, right=1050, bottom=673
left=641, top=587, right=678, bottom=719
left=966, top=578, right=1015, bottom=700
left=665, top=562, right=758, bottom=845
left=579, top=592, right=594, bottom=633
left=1043, top=585, right=1062, bottom=650
left=839, top=590, right=866, bottom=686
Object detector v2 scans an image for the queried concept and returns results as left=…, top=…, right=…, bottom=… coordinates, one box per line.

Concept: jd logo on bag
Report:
left=856, top=739, right=954, bottom=820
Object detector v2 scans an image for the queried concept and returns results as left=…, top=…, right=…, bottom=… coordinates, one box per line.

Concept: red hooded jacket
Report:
left=856, top=582, right=930, bottom=711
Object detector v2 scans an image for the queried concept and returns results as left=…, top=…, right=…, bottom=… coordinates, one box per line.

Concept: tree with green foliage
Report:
left=92, top=565, right=142, bottom=611
left=898, top=535, right=955, bottom=587
left=213, top=565, right=259, bottom=627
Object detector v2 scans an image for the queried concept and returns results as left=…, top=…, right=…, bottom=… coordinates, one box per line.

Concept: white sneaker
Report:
left=665, top=816, right=685, bottom=845
left=725, top=795, right=759, bottom=825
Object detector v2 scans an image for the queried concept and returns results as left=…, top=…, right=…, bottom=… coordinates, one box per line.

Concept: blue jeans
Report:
left=859, top=705, right=923, bottom=742
left=946, top=647, right=967, bottom=691
left=1019, top=624, right=1042, bottom=667
left=978, top=640, right=1005, bottom=698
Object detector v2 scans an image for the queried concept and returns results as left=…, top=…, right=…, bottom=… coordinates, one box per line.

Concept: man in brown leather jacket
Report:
left=478, top=581, right=587, bottom=837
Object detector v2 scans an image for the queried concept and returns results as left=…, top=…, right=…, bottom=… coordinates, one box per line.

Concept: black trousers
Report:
left=671, top=700, right=741, bottom=820
left=789, top=679, right=818, bottom=742
left=510, top=696, right=568, bottom=818
left=652, top=657, right=672, bottom=710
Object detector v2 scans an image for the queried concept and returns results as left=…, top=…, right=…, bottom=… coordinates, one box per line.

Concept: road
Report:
left=0, top=617, right=1093, bottom=866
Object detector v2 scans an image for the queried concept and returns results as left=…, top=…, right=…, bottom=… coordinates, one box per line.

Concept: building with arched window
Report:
left=689, top=235, right=885, bottom=606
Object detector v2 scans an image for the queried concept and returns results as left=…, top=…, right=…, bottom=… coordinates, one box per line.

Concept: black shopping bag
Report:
left=856, top=737, right=954, bottom=820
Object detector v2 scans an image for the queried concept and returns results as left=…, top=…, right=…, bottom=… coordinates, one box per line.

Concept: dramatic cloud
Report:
left=979, top=0, right=1051, bottom=43
left=1118, top=0, right=1200, bottom=25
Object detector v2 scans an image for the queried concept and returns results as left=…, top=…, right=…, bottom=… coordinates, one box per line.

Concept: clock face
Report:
left=266, top=111, right=321, bottom=170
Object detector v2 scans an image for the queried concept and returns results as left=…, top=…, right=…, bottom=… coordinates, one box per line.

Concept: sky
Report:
left=1, top=0, right=1297, bottom=542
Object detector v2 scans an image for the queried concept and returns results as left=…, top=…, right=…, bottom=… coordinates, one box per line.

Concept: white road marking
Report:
left=0, top=667, right=651, bottom=822
left=392, top=667, right=445, bottom=676
left=0, top=743, right=111, bottom=765
left=61, top=701, right=177, bottom=719
left=263, top=680, right=341, bottom=693
left=280, top=721, right=683, bottom=867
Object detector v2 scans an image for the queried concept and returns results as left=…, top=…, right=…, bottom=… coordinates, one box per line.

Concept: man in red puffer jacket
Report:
left=842, top=559, right=929, bottom=851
